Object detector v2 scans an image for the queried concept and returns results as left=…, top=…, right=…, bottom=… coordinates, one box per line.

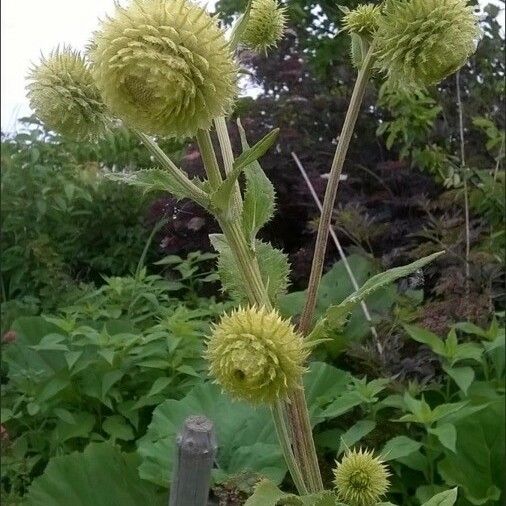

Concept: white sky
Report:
left=1, top=0, right=504, bottom=133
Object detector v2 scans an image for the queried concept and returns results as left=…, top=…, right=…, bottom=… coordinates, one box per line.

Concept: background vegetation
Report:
left=1, top=1, right=504, bottom=504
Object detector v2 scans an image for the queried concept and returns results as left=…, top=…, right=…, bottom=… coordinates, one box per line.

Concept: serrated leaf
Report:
left=210, top=234, right=290, bottom=303
left=429, top=423, right=457, bottom=453
left=309, top=252, right=443, bottom=341
left=237, top=119, right=276, bottom=246
left=104, top=168, right=202, bottom=202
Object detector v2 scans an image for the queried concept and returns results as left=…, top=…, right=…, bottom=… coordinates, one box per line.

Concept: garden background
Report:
left=1, top=0, right=504, bottom=504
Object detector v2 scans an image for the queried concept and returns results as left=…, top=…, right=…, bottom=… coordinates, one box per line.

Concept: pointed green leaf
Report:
left=381, top=436, right=422, bottom=461
left=237, top=119, right=276, bottom=244
left=337, top=420, right=376, bottom=455
left=403, top=324, right=446, bottom=356
left=443, top=365, right=474, bottom=394
left=420, top=488, right=458, bottom=506
left=309, top=252, right=444, bottom=341
left=234, top=127, right=279, bottom=173
left=429, top=423, right=457, bottom=453
left=229, top=0, right=254, bottom=49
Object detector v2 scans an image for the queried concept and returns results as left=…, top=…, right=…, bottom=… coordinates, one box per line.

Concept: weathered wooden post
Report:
left=169, top=415, right=217, bottom=506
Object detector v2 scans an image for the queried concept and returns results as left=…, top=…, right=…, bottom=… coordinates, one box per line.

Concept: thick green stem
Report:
left=214, top=116, right=243, bottom=212
left=195, top=129, right=223, bottom=189
left=298, top=45, right=376, bottom=336
left=272, top=401, right=309, bottom=495
left=286, top=388, right=323, bottom=492
left=196, top=127, right=319, bottom=495
left=134, top=130, right=209, bottom=209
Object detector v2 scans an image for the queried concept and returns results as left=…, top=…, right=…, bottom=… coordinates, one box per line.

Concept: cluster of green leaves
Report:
left=0, top=256, right=231, bottom=501
left=0, top=126, right=155, bottom=311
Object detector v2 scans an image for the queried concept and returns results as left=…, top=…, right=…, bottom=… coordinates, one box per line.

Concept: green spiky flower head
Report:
left=26, top=47, right=109, bottom=141
left=205, top=306, right=308, bottom=404
left=333, top=448, right=390, bottom=506
left=242, top=0, right=287, bottom=54
left=374, top=0, right=479, bottom=87
left=342, top=4, right=381, bottom=38
left=89, top=0, right=237, bottom=138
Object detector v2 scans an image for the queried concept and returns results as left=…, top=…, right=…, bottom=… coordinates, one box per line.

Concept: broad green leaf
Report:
left=318, top=392, right=362, bottom=420
left=137, top=381, right=284, bottom=487
left=381, top=436, right=422, bottom=461
left=102, top=415, right=135, bottom=441
left=237, top=119, right=276, bottom=245
left=438, top=399, right=504, bottom=505
left=24, top=443, right=164, bottom=506
left=104, top=168, right=204, bottom=202
left=53, top=408, right=75, bottom=425
left=51, top=412, right=95, bottom=445
left=421, top=488, right=458, bottom=506
left=429, top=423, right=457, bottom=452
left=338, top=420, right=376, bottom=455
left=210, top=234, right=290, bottom=303
left=431, top=401, right=468, bottom=423
left=403, top=324, right=446, bottom=356
left=310, top=252, right=443, bottom=342
left=303, top=362, right=351, bottom=422
left=443, top=365, right=474, bottom=395
left=101, top=370, right=124, bottom=400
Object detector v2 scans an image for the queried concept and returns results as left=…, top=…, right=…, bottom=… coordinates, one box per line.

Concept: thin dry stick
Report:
left=456, top=71, right=471, bottom=298
left=291, top=151, right=382, bottom=354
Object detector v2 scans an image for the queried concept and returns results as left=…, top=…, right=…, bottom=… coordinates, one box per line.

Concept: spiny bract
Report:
left=205, top=306, right=308, bottom=404
left=374, top=0, right=479, bottom=87
left=26, top=47, right=109, bottom=141
left=89, top=0, right=237, bottom=138
left=342, top=4, right=381, bottom=38
left=242, top=0, right=287, bottom=54
left=333, top=448, right=390, bottom=506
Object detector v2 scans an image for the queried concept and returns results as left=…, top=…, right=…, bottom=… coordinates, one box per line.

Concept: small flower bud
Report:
left=374, top=0, right=479, bottom=87
left=342, top=4, right=381, bottom=38
left=26, top=47, right=109, bottom=141
left=205, top=306, right=308, bottom=404
left=333, top=448, right=391, bottom=506
left=89, top=0, right=237, bottom=138
left=242, top=0, right=287, bottom=54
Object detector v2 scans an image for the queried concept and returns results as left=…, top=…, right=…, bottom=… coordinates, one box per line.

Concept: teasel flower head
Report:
left=89, top=0, right=237, bottom=138
left=333, top=448, right=391, bottom=506
left=26, top=47, right=109, bottom=141
left=205, top=306, right=308, bottom=405
left=342, top=4, right=381, bottom=39
left=242, top=0, right=287, bottom=54
left=374, top=0, right=479, bottom=87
